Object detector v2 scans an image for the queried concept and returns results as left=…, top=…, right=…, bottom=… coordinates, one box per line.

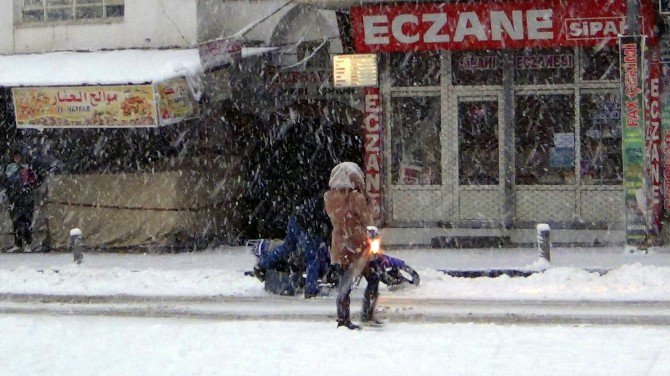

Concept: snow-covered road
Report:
left=2, top=247, right=670, bottom=375
left=2, top=315, right=669, bottom=376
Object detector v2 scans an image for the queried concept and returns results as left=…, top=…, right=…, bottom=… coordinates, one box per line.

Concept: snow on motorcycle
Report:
left=246, top=226, right=420, bottom=295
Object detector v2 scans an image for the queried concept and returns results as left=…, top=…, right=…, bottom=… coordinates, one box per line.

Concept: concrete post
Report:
left=70, top=228, right=83, bottom=265
left=536, top=224, right=551, bottom=263
left=627, top=0, right=640, bottom=35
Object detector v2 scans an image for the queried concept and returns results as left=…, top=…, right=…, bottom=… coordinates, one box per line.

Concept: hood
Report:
left=329, top=162, right=364, bottom=190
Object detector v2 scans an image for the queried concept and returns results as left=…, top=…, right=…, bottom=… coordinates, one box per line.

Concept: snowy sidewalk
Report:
left=0, top=246, right=670, bottom=301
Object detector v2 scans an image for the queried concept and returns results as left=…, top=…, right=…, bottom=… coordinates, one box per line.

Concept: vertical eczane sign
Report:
left=364, top=87, right=383, bottom=224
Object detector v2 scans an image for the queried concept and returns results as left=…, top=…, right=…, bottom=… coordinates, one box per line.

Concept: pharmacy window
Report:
left=389, top=51, right=441, bottom=87
left=515, top=94, right=575, bottom=185
left=391, top=96, right=442, bottom=186
left=581, top=46, right=620, bottom=81
left=22, top=0, right=124, bottom=24
left=579, top=92, right=622, bottom=184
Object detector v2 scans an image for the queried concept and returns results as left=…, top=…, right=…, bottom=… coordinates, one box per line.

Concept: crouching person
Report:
left=324, top=162, right=381, bottom=330
left=256, top=215, right=330, bottom=298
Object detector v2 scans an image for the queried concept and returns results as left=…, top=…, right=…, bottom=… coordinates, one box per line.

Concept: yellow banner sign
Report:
left=13, top=85, right=158, bottom=128
left=156, top=77, right=196, bottom=125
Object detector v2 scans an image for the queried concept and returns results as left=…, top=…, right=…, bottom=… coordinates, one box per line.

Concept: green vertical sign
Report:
left=619, top=35, right=648, bottom=250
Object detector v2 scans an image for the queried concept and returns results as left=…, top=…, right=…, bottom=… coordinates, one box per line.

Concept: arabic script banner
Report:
left=156, top=77, right=196, bottom=125
left=13, top=85, right=158, bottom=128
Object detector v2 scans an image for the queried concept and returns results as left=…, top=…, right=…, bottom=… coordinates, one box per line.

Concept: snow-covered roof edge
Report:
left=0, top=49, right=204, bottom=87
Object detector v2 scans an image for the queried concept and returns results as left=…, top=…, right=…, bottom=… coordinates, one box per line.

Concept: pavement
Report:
left=2, top=246, right=670, bottom=325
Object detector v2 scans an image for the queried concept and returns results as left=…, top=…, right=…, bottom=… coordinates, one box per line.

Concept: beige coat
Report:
left=324, top=162, right=373, bottom=269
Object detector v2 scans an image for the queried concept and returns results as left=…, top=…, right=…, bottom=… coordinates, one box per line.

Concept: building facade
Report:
left=0, top=0, right=196, bottom=54
left=0, top=0, right=222, bottom=251
left=196, top=0, right=665, bottom=244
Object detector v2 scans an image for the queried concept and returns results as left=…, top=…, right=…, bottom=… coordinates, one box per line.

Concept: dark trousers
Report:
left=259, top=216, right=329, bottom=295
left=336, top=259, right=380, bottom=324
left=9, top=200, right=34, bottom=248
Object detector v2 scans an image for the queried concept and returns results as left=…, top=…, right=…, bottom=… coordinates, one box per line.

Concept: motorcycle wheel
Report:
left=382, top=264, right=420, bottom=289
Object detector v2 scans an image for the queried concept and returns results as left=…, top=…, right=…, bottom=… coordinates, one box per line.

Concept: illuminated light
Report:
left=370, top=238, right=381, bottom=254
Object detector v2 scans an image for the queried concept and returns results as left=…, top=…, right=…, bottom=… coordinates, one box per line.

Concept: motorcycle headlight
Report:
left=370, top=238, right=381, bottom=254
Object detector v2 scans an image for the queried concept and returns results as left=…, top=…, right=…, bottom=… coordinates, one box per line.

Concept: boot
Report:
left=337, top=320, right=361, bottom=330
left=361, top=276, right=380, bottom=323
left=336, top=290, right=351, bottom=325
left=336, top=283, right=360, bottom=329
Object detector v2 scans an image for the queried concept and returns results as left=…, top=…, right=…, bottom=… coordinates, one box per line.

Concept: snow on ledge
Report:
left=0, top=48, right=205, bottom=87
left=0, top=49, right=201, bottom=86
left=0, top=47, right=279, bottom=88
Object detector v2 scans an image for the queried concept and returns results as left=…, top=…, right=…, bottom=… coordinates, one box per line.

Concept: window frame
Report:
left=20, top=0, right=124, bottom=26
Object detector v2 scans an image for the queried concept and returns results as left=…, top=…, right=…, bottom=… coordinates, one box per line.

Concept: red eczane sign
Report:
left=364, top=87, right=383, bottom=224
left=351, top=0, right=656, bottom=53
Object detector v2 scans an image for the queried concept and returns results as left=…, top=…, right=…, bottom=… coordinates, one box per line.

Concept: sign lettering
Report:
left=351, top=0, right=656, bottom=52
left=364, top=87, right=383, bottom=224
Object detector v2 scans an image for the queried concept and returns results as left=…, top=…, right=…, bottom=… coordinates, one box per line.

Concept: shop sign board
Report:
left=351, top=0, right=656, bottom=53
left=646, top=48, right=662, bottom=233
left=333, top=54, right=378, bottom=87
left=457, top=51, right=573, bottom=71
left=619, top=35, right=648, bottom=249
left=13, top=85, right=158, bottom=128
left=364, top=87, right=383, bottom=225
left=459, top=55, right=499, bottom=71
left=198, top=37, right=242, bottom=71
left=514, top=53, right=574, bottom=70
left=660, top=54, right=670, bottom=219
left=155, top=77, right=197, bottom=125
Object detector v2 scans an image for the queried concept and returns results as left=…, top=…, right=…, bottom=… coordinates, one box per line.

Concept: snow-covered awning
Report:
left=0, top=47, right=276, bottom=87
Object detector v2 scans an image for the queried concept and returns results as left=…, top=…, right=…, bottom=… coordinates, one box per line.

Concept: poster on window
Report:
left=155, top=77, right=197, bottom=125
left=13, top=85, right=158, bottom=128
left=619, top=35, right=648, bottom=249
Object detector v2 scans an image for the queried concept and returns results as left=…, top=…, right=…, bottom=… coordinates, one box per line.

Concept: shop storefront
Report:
left=0, top=49, right=220, bottom=250
left=349, top=0, right=658, bottom=230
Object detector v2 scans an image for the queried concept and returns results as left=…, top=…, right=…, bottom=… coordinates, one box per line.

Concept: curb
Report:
left=438, top=268, right=611, bottom=278
left=2, top=294, right=670, bottom=326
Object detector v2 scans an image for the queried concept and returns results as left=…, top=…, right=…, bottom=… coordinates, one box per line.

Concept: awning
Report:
left=0, top=47, right=276, bottom=87
left=205, top=1, right=339, bottom=47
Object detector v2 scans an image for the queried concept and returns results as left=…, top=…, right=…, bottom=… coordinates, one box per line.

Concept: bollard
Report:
left=536, top=223, right=551, bottom=263
left=70, top=228, right=83, bottom=265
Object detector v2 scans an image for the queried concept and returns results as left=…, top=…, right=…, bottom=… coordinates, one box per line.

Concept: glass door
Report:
left=387, top=92, right=445, bottom=223
left=455, top=95, right=502, bottom=221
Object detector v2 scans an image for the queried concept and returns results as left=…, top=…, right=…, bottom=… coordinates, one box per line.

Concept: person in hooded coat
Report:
left=324, top=161, right=381, bottom=329
left=3, top=145, right=40, bottom=252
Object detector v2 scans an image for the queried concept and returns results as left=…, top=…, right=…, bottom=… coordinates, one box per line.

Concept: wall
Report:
left=0, top=1, right=17, bottom=54
left=6, top=0, right=196, bottom=54
left=197, top=0, right=288, bottom=43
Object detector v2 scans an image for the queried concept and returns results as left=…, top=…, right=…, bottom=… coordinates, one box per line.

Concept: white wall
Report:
left=0, top=1, right=17, bottom=54
left=197, top=0, right=288, bottom=43
left=7, top=0, right=197, bottom=54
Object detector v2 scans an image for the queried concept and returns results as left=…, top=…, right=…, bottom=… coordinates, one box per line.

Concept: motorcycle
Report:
left=363, top=226, right=421, bottom=290
left=246, top=227, right=420, bottom=295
